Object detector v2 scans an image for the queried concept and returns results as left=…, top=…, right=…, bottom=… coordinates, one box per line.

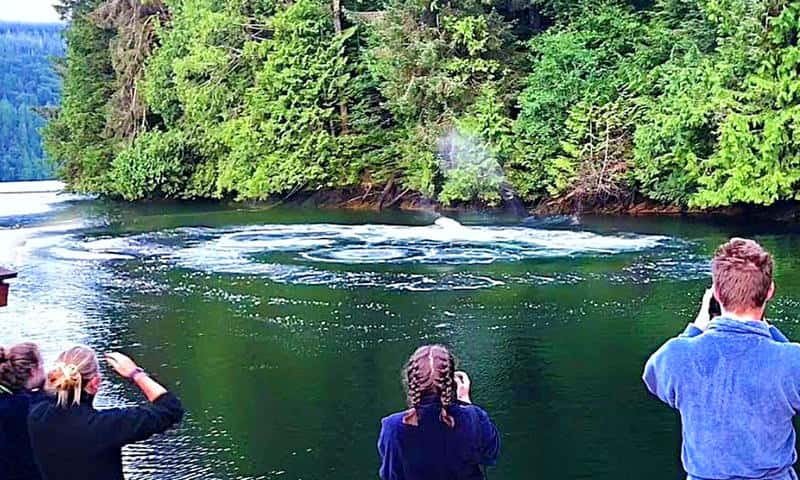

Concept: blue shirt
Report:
left=644, top=317, right=800, bottom=480
left=378, top=398, right=500, bottom=480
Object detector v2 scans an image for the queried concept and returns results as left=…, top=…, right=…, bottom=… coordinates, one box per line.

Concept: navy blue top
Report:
left=644, top=318, right=800, bottom=480
left=28, top=391, right=184, bottom=480
left=378, top=397, right=500, bottom=480
left=0, top=389, right=46, bottom=480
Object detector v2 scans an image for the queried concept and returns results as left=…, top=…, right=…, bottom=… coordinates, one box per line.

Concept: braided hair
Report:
left=402, top=344, right=456, bottom=428
left=0, top=342, right=42, bottom=392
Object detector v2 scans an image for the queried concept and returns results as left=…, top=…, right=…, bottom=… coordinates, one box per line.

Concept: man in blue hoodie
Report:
left=644, top=238, right=800, bottom=480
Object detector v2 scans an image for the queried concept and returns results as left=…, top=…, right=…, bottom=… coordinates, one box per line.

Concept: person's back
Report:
left=27, top=346, right=184, bottom=480
left=380, top=398, right=498, bottom=480
left=0, top=343, right=45, bottom=480
left=644, top=238, right=799, bottom=480
left=29, top=393, right=183, bottom=480
left=378, top=345, right=500, bottom=480
left=646, top=318, right=800, bottom=479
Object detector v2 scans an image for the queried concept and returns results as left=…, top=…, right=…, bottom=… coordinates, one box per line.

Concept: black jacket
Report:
left=0, top=389, right=46, bottom=480
left=27, top=391, right=184, bottom=480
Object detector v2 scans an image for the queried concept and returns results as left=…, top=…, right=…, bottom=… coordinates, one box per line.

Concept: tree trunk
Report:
left=332, top=0, right=349, bottom=133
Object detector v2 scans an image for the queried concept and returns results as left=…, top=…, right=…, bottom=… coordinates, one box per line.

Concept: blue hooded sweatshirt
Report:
left=644, top=317, right=800, bottom=480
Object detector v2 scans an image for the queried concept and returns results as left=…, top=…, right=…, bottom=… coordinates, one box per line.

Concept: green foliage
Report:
left=46, top=0, right=800, bottom=210
left=110, top=130, right=195, bottom=199
left=690, top=2, right=800, bottom=207
left=42, top=0, right=115, bottom=193
left=216, top=0, right=379, bottom=199
left=513, top=2, right=649, bottom=199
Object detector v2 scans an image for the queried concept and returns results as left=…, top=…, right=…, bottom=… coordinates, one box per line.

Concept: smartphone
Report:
left=708, top=295, right=722, bottom=318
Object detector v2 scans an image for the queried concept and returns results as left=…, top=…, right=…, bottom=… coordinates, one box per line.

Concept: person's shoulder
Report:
left=453, top=402, right=488, bottom=416
left=454, top=402, right=494, bottom=422
left=773, top=339, right=800, bottom=360
left=25, top=390, right=50, bottom=404
left=656, top=335, right=697, bottom=358
left=379, top=410, right=410, bottom=443
left=27, top=396, right=58, bottom=421
left=381, top=410, right=408, bottom=429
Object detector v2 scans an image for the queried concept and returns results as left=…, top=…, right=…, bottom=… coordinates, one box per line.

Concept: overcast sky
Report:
left=0, top=0, right=62, bottom=24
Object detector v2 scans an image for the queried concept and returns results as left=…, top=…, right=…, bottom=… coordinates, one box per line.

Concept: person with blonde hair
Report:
left=27, top=346, right=184, bottom=480
left=0, top=342, right=46, bottom=480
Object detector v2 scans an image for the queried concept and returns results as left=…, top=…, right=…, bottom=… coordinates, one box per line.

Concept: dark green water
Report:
left=3, top=183, right=800, bottom=479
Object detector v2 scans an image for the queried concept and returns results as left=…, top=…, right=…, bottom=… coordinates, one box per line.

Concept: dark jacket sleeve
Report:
left=95, top=391, right=185, bottom=448
left=476, top=407, right=500, bottom=467
left=378, top=418, right=403, bottom=480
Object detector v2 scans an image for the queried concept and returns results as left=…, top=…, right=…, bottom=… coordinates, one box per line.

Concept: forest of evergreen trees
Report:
left=43, top=0, right=800, bottom=210
left=0, top=22, right=63, bottom=182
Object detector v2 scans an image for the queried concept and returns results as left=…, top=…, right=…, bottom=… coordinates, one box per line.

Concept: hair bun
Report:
left=48, top=363, right=82, bottom=392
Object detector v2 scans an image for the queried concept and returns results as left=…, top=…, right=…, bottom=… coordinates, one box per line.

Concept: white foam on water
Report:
left=0, top=181, right=88, bottom=219
left=48, top=247, right=135, bottom=261
left=181, top=218, right=669, bottom=266
left=0, top=180, right=65, bottom=194
left=0, top=221, right=87, bottom=267
left=28, top=217, right=673, bottom=290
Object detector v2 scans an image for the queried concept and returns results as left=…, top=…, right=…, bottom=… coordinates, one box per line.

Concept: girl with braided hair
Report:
left=378, top=344, right=501, bottom=480
left=27, top=346, right=184, bottom=480
left=0, top=342, right=46, bottom=480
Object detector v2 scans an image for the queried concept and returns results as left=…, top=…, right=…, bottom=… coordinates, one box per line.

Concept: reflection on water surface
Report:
left=3, top=181, right=800, bottom=479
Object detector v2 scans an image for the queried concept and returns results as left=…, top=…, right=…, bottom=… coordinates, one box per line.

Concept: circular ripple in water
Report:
left=433, top=247, right=513, bottom=264
left=301, top=246, right=428, bottom=264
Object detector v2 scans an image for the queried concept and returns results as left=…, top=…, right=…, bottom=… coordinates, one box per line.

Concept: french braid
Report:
left=402, top=344, right=457, bottom=428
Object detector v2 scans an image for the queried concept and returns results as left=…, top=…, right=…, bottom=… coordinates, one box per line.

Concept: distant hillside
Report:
left=0, top=22, right=63, bottom=181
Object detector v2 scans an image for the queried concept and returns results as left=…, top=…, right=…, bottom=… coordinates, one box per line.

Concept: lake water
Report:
left=3, top=181, right=800, bottom=479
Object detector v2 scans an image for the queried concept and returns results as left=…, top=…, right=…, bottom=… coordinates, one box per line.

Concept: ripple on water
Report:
left=18, top=219, right=676, bottom=291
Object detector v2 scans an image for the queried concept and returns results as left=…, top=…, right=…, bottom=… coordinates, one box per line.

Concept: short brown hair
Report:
left=711, top=238, right=774, bottom=312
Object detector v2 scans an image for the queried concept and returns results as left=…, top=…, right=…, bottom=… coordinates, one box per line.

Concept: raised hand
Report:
left=694, top=288, right=715, bottom=331
left=105, top=352, right=140, bottom=379
left=455, top=371, right=472, bottom=404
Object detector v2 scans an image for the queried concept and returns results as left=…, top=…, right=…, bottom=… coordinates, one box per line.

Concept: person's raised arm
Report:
left=456, top=371, right=500, bottom=465
left=99, top=352, right=184, bottom=447
left=106, top=352, right=167, bottom=402
left=642, top=290, right=713, bottom=407
left=455, top=371, right=472, bottom=404
left=689, top=288, right=715, bottom=334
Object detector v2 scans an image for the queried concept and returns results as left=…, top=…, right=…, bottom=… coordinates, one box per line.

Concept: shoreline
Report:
left=282, top=187, right=800, bottom=222
left=15, top=179, right=799, bottom=222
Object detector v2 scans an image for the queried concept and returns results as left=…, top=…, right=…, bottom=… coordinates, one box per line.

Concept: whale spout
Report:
left=434, top=217, right=464, bottom=230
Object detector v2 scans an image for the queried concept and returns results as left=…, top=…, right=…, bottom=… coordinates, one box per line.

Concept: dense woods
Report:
left=43, top=0, right=800, bottom=210
left=0, top=22, right=63, bottom=181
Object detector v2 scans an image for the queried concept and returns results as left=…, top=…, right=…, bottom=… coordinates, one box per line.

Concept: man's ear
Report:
left=713, top=283, right=721, bottom=302
left=766, top=281, right=776, bottom=302
left=85, top=376, right=101, bottom=395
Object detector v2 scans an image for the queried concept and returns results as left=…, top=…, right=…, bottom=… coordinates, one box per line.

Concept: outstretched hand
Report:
left=106, top=352, right=140, bottom=379
left=694, top=288, right=715, bottom=331
left=455, top=371, right=472, bottom=404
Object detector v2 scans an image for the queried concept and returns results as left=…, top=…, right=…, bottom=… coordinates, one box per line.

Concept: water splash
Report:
left=25, top=217, right=672, bottom=290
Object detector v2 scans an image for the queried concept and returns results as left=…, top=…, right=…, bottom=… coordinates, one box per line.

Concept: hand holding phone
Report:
left=694, top=288, right=715, bottom=331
